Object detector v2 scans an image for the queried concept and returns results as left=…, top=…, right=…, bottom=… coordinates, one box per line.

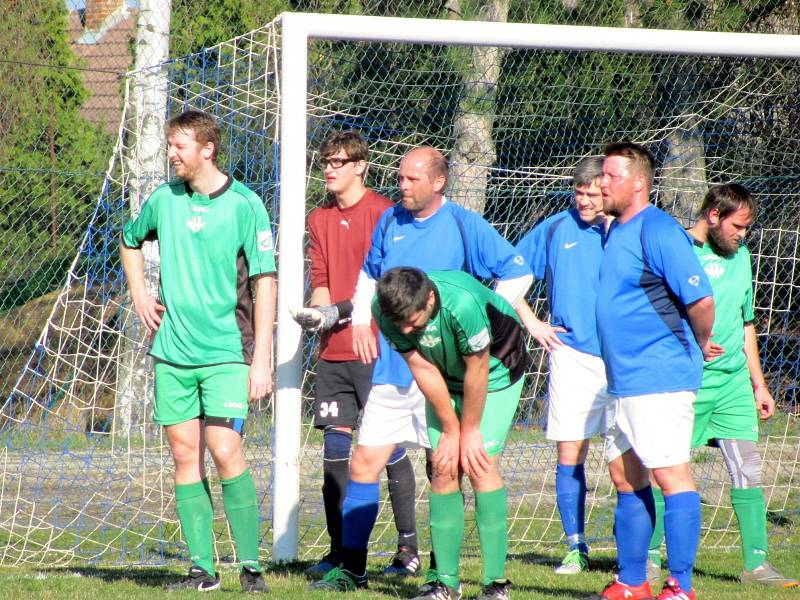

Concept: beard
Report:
left=707, top=224, right=738, bottom=257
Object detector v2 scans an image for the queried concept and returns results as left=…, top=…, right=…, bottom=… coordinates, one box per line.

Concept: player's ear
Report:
left=632, top=173, right=645, bottom=193
left=433, top=174, right=446, bottom=194
left=202, top=141, right=215, bottom=160
left=354, top=160, right=367, bottom=177
left=708, top=208, right=720, bottom=225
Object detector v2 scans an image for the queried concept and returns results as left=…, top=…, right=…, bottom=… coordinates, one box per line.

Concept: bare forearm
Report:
left=514, top=299, right=545, bottom=334
left=686, top=296, right=714, bottom=348
left=120, top=244, right=147, bottom=299
left=743, top=323, right=767, bottom=386
left=461, top=353, right=489, bottom=431
left=409, top=357, right=459, bottom=433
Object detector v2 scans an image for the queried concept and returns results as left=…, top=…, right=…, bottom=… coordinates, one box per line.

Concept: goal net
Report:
left=1, top=13, right=799, bottom=565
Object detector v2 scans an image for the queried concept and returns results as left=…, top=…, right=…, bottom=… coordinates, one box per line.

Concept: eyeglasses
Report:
left=319, top=157, right=358, bottom=169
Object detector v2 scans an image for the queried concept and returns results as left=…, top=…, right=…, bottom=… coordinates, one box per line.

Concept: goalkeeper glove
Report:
left=290, top=304, right=347, bottom=332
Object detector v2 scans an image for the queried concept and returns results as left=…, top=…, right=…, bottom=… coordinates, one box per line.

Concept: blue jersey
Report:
left=516, top=208, right=605, bottom=356
left=363, top=200, right=531, bottom=387
left=596, top=205, right=713, bottom=396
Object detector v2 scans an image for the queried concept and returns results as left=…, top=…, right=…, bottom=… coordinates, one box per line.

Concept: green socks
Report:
left=732, top=487, right=768, bottom=571
left=476, top=487, right=508, bottom=585
left=649, top=486, right=769, bottom=571
left=221, top=469, right=262, bottom=572
left=175, top=479, right=215, bottom=576
left=430, top=490, right=465, bottom=589
left=648, top=486, right=665, bottom=566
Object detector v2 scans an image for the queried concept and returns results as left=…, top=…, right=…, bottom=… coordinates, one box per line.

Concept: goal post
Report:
left=273, top=11, right=800, bottom=561
left=5, top=10, right=800, bottom=569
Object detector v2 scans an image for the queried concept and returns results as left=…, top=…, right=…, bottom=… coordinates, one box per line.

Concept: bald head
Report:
left=398, top=146, right=448, bottom=218
left=402, top=146, right=448, bottom=183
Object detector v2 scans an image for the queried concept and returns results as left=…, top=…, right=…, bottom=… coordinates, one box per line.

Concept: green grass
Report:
left=1, top=549, right=798, bottom=599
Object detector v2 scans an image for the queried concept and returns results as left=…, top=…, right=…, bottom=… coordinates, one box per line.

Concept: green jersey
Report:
left=373, top=270, right=529, bottom=393
left=693, top=238, right=754, bottom=375
left=121, top=176, right=276, bottom=366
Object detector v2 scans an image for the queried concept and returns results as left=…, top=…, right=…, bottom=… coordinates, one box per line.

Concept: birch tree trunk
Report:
left=446, top=0, right=509, bottom=215
left=117, top=0, right=171, bottom=436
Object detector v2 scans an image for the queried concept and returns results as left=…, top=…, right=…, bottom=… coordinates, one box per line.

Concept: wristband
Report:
left=753, top=383, right=768, bottom=391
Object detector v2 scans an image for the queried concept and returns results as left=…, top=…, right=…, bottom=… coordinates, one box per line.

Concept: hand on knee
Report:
left=431, top=471, right=461, bottom=495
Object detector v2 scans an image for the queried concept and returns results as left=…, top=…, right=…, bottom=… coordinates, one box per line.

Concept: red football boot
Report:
left=656, top=577, right=696, bottom=600
left=584, top=579, right=654, bottom=600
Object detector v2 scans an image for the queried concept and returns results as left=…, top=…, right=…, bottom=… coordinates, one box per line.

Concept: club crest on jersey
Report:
left=703, top=261, right=725, bottom=279
left=687, top=275, right=700, bottom=286
left=418, top=333, right=441, bottom=348
left=186, top=215, right=206, bottom=232
left=258, top=230, right=274, bottom=251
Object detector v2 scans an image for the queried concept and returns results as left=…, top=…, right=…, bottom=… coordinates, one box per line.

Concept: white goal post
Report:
left=273, top=11, right=800, bottom=561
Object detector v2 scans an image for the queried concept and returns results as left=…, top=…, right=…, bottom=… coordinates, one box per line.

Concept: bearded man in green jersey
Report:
left=647, top=184, right=797, bottom=589
left=120, top=110, right=276, bottom=593
left=373, top=267, right=530, bottom=600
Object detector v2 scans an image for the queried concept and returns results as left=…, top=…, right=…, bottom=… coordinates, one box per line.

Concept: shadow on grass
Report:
left=516, top=550, right=618, bottom=574
left=46, top=566, right=174, bottom=587
left=693, top=565, right=739, bottom=583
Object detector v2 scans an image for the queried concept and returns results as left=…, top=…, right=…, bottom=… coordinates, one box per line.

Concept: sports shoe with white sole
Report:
left=477, top=579, right=512, bottom=600
left=382, top=545, right=421, bottom=577
left=740, top=561, right=799, bottom=588
left=303, top=552, right=339, bottom=578
left=240, top=566, right=268, bottom=593
left=555, top=548, right=589, bottom=575
left=165, top=566, right=221, bottom=592
left=411, top=578, right=461, bottom=600
left=308, top=566, right=368, bottom=591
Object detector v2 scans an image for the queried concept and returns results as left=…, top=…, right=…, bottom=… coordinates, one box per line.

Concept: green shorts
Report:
left=426, top=377, right=524, bottom=457
left=692, top=367, right=758, bottom=448
left=154, top=360, right=250, bottom=426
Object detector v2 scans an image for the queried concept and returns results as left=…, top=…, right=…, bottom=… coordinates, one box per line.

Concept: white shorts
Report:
left=546, top=344, right=614, bottom=441
left=357, top=381, right=430, bottom=449
left=604, top=391, right=695, bottom=469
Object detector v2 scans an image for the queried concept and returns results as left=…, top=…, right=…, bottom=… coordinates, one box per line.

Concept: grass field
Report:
left=1, top=548, right=798, bottom=599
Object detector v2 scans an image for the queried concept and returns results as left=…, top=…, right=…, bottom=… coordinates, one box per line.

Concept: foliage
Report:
left=169, top=0, right=291, bottom=58
left=0, top=0, right=113, bottom=305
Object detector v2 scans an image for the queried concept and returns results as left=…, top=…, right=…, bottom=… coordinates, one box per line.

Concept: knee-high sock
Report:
left=221, top=470, right=261, bottom=572
left=386, top=447, right=418, bottom=551
left=555, top=463, right=588, bottom=554
left=341, top=480, right=380, bottom=576
left=322, top=429, right=352, bottom=556
left=664, top=491, right=701, bottom=591
left=476, top=487, right=508, bottom=585
left=176, top=479, right=215, bottom=576
left=648, top=486, right=665, bottom=566
left=425, top=449, right=437, bottom=571
left=615, top=486, right=655, bottom=586
left=731, top=487, right=768, bottom=571
left=430, top=490, right=464, bottom=589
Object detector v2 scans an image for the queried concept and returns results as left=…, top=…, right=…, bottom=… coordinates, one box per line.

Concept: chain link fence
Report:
left=1, top=0, right=799, bottom=566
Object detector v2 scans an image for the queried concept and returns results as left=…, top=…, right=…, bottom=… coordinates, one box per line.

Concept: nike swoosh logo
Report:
left=393, top=235, right=405, bottom=242
left=564, top=242, right=578, bottom=249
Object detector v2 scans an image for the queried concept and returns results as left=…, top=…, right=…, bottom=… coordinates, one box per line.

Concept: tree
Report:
left=0, top=0, right=113, bottom=310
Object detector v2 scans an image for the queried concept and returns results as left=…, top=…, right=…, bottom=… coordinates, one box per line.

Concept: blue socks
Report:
left=341, top=480, right=380, bottom=575
left=664, top=491, right=701, bottom=591
left=615, top=486, right=656, bottom=586
left=555, top=463, right=588, bottom=554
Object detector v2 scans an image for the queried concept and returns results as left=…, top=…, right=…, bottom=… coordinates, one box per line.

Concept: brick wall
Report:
left=84, top=0, right=124, bottom=30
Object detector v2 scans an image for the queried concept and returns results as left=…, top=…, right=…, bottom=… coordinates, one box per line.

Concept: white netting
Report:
left=1, top=16, right=799, bottom=565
